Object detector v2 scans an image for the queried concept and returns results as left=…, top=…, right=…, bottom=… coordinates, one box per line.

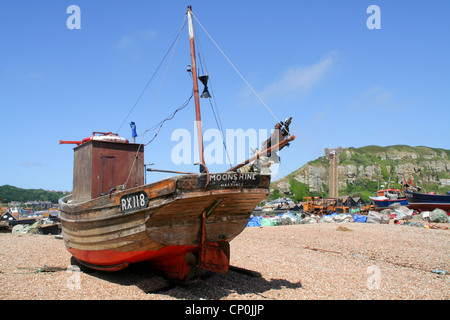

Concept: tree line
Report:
left=0, top=185, right=70, bottom=203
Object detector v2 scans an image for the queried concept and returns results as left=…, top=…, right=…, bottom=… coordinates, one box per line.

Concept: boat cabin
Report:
left=71, top=139, right=144, bottom=201
left=376, top=189, right=405, bottom=200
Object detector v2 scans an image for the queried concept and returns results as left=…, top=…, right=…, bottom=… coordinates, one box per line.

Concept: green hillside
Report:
left=0, top=185, right=70, bottom=203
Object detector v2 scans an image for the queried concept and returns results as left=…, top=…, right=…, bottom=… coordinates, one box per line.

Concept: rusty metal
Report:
left=194, top=161, right=210, bottom=186
left=198, top=198, right=224, bottom=279
left=59, top=140, right=82, bottom=145
left=147, top=168, right=197, bottom=175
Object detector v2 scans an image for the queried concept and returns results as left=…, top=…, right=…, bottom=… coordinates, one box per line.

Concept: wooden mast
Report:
left=187, top=6, right=205, bottom=172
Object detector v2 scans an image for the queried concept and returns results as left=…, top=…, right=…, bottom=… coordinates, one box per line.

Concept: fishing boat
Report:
left=369, top=189, right=408, bottom=209
left=404, top=190, right=450, bottom=213
left=58, top=6, right=295, bottom=281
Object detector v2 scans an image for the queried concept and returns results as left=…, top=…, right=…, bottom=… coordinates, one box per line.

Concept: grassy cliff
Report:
left=0, top=185, right=69, bottom=203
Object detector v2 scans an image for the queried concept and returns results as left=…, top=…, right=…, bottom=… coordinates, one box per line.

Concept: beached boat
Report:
left=369, top=189, right=408, bottom=209
left=58, top=6, right=295, bottom=281
left=404, top=190, right=450, bottom=213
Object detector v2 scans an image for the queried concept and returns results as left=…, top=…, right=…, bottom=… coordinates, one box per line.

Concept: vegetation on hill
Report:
left=0, top=185, right=70, bottom=203
left=339, top=145, right=450, bottom=170
left=266, top=178, right=319, bottom=203
left=266, top=178, right=329, bottom=203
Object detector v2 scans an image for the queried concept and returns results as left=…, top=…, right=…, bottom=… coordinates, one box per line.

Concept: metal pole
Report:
left=147, top=168, right=196, bottom=175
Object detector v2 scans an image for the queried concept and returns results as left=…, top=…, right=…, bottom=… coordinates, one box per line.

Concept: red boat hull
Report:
left=69, top=241, right=230, bottom=280
left=406, top=203, right=450, bottom=214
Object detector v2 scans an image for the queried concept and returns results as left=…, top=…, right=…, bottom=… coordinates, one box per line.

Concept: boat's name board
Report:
left=198, top=172, right=260, bottom=188
left=120, top=191, right=149, bottom=213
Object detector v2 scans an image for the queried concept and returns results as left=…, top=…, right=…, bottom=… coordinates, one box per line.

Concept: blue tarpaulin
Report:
left=353, top=213, right=367, bottom=223
left=246, top=216, right=262, bottom=227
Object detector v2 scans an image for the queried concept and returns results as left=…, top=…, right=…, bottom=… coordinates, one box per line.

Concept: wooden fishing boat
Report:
left=58, top=6, right=295, bottom=281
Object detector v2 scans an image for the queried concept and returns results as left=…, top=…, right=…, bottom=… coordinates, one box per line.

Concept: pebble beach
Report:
left=0, top=222, right=448, bottom=300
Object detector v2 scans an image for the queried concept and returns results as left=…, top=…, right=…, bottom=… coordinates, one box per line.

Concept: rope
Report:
left=122, top=91, right=193, bottom=189
left=191, top=18, right=231, bottom=167
left=143, top=91, right=194, bottom=146
left=122, top=13, right=187, bottom=188
left=141, top=15, right=186, bottom=139
left=116, top=15, right=187, bottom=134
left=208, top=98, right=232, bottom=166
left=191, top=13, right=291, bottom=136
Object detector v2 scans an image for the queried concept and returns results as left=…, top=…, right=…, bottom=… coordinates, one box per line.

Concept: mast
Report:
left=187, top=6, right=205, bottom=172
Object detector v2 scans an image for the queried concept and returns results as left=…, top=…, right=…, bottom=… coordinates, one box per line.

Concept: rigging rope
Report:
left=143, top=91, right=194, bottom=146
left=141, top=16, right=186, bottom=139
left=121, top=90, right=193, bottom=189
left=192, top=13, right=292, bottom=136
left=208, top=98, right=232, bottom=166
left=191, top=19, right=232, bottom=167
left=122, top=14, right=187, bottom=189
left=116, top=15, right=188, bottom=134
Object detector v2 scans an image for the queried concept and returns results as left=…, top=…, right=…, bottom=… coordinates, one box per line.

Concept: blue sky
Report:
left=1, top=0, right=449, bottom=191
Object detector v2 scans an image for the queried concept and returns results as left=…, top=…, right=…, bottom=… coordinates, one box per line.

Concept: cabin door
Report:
left=99, top=155, right=116, bottom=196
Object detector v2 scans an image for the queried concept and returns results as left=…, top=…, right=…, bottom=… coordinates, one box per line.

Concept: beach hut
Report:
left=352, top=197, right=366, bottom=208
left=337, top=196, right=357, bottom=208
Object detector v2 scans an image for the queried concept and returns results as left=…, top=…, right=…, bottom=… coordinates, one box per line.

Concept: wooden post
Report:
left=187, top=6, right=205, bottom=171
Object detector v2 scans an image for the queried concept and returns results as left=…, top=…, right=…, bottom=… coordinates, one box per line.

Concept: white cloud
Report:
left=116, top=29, right=157, bottom=62
left=117, top=35, right=133, bottom=49
left=312, top=105, right=329, bottom=123
left=116, top=29, right=157, bottom=50
left=259, top=51, right=338, bottom=101
left=21, top=161, right=47, bottom=167
left=351, top=86, right=396, bottom=110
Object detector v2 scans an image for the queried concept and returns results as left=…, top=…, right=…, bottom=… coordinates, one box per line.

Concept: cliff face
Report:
left=272, top=145, right=450, bottom=197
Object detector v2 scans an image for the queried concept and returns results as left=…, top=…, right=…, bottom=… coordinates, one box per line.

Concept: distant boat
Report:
left=404, top=190, right=450, bottom=213
left=369, top=189, right=408, bottom=209
left=262, top=197, right=295, bottom=211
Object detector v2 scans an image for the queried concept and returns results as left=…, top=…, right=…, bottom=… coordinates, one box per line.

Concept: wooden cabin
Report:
left=71, top=140, right=144, bottom=202
left=352, top=197, right=366, bottom=207
left=337, top=195, right=357, bottom=208
left=1, top=211, right=18, bottom=223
